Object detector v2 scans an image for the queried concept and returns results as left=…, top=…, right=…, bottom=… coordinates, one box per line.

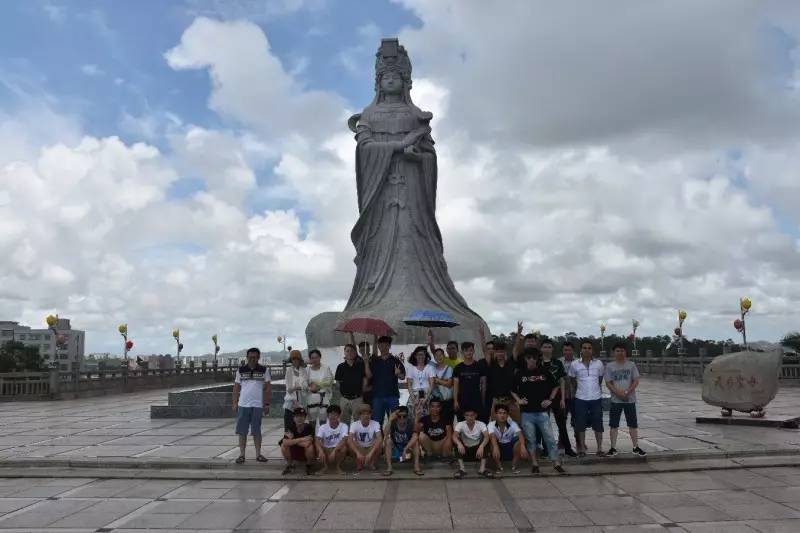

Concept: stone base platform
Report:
left=696, top=413, right=800, bottom=429
left=150, top=384, right=285, bottom=418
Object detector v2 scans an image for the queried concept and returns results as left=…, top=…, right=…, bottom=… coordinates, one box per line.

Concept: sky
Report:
left=1, top=0, right=800, bottom=356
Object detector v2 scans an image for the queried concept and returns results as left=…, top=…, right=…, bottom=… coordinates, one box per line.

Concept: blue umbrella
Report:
left=403, top=309, right=460, bottom=328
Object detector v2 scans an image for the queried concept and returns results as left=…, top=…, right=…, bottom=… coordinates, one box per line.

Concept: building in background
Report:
left=0, top=319, right=85, bottom=372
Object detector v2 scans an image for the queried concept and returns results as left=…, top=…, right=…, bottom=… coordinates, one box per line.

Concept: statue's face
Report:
left=380, top=71, right=403, bottom=95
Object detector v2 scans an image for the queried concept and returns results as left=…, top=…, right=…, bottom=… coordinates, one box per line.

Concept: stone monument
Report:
left=701, top=349, right=782, bottom=417
left=306, top=38, right=488, bottom=349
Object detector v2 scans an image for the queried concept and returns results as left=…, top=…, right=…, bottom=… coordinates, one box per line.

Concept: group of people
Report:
left=232, top=323, right=647, bottom=477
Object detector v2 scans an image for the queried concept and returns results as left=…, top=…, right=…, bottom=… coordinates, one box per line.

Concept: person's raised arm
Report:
left=512, top=321, right=524, bottom=361
left=427, top=329, right=436, bottom=355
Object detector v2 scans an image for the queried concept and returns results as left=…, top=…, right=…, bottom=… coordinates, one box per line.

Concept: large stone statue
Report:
left=701, top=350, right=782, bottom=417
left=306, top=39, right=488, bottom=348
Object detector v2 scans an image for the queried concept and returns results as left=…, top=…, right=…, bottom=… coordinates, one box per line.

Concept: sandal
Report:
left=413, top=469, right=425, bottom=476
left=511, top=466, right=521, bottom=474
left=531, top=465, right=540, bottom=474
left=281, top=465, right=293, bottom=475
left=554, top=464, right=566, bottom=474
left=381, top=470, right=394, bottom=477
left=235, top=455, right=245, bottom=464
left=256, top=454, right=268, bottom=462
left=479, top=469, right=495, bottom=479
left=453, top=469, right=466, bottom=479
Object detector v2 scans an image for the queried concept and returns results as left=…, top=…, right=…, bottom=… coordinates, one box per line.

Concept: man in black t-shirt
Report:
left=335, top=344, right=369, bottom=424
left=486, top=340, right=519, bottom=423
left=540, top=338, right=575, bottom=457
left=511, top=349, right=565, bottom=474
left=382, top=406, right=420, bottom=476
left=453, top=342, right=487, bottom=422
left=417, top=399, right=453, bottom=461
left=279, top=407, right=315, bottom=475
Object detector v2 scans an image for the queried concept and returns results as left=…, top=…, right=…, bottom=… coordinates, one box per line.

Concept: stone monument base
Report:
left=305, top=310, right=489, bottom=354
left=696, top=413, right=800, bottom=429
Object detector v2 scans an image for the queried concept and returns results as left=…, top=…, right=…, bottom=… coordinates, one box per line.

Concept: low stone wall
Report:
left=151, top=383, right=286, bottom=418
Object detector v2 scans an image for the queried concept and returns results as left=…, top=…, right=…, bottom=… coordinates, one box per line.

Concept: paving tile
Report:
left=313, top=500, right=381, bottom=529
left=112, top=479, right=189, bottom=498
left=451, top=512, right=516, bottom=529
left=332, top=481, right=387, bottom=501
left=220, top=481, right=285, bottom=500
left=163, top=484, right=232, bottom=499
left=238, top=500, right=327, bottom=529
left=395, top=479, right=447, bottom=501
left=47, top=498, right=150, bottom=527
left=390, top=499, right=452, bottom=529
left=745, top=518, right=800, bottom=532
left=584, top=508, right=665, bottom=526
left=272, top=481, right=338, bottom=501
left=0, top=498, right=97, bottom=527
left=604, top=474, right=677, bottom=493
left=655, top=505, right=734, bottom=522
left=551, top=476, right=626, bottom=496
left=0, top=498, right=40, bottom=514
left=526, top=510, right=594, bottom=527
left=679, top=521, right=758, bottom=533
left=177, top=499, right=265, bottom=529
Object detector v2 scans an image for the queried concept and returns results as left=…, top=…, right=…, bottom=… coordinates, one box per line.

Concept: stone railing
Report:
left=0, top=362, right=288, bottom=401
left=629, top=355, right=800, bottom=384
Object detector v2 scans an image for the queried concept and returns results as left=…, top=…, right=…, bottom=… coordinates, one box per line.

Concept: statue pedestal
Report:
left=306, top=309, right=489, bottom=356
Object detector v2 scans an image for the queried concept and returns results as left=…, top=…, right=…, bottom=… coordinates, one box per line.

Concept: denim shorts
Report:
left=609, top=402, right=638, bottom=429
left=235, top=406, right=263, bottom=437
left=573, top=398, right=604, bottom=433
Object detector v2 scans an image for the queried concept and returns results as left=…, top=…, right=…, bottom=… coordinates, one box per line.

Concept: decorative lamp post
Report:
left=599, top=323, right=607, bottom=358
left=45, top=314, right=60, bottom=370
left=118, top=324, right=132, bottom=365
left=735, top=297, right=752, bottom=349
left=277, top=335, right=287, bottom=353
left=630, top=319, right=640, bottom=356
left=676, top=310, right=687, bottom=355
left=172, top=328, right=183, bottom=364
left=212, top=334, right=220, bottom=367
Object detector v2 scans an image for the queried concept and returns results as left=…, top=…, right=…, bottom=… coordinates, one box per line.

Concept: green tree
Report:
left=0, top=341, right=44, bottom=371
left=781, top=332, right=800, bottom=353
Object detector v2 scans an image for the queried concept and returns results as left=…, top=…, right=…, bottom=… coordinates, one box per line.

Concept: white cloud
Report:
left=80, top=64, right=103, bottom=77
left=4, top=7, right=800, bottom=357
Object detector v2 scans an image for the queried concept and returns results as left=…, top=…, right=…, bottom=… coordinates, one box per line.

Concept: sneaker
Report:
left=632, top=447, right=647, bottom=456
left=531, top=465, right=540, bottom=474
left=305, top=464, right=314, bottom=476
left=606, top=447, right=618, bottom=457
left=564, top=449, right=578, bottom=458
left=596, top=450, right=607, bottom=457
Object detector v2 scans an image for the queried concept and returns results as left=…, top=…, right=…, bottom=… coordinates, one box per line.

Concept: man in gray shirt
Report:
left=604, top=342, right=646, bottom=457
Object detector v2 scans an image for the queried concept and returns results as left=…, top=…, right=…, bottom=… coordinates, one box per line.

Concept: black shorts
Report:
left=456, top=444, right=480, bottom=462
left=609, top=403, right=638, bottom=429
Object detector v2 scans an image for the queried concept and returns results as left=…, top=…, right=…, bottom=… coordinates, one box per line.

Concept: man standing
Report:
left=540, top=338, right=576, bottom=457
left=370, top=336, right=405, bottom=424
left=335, top=343, right=369, bottom=424
left=280, top=407, right=315, bottom=475
left=512, top=322, right=539, bottom=368
left=443, top=340, right=462, bottom=368
left=486, top=340, right=519, bottom=423
left=315, top=405, right=350, bottom=474
left=605, top=342, right=647, bottom=457
left=232, top=347, right=271, bottom=464
left=452, top=407, right=492, bottom=478
left=512, top=348, right=565, bottom=474
left=453, top=342, right=487, bottom=422
left=383, top=406, right=421, bottom=476
left=568, top=340, right=606, bottom=457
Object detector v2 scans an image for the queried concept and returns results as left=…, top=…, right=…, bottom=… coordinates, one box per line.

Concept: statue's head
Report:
left=374, top=38, right=412, bottom=101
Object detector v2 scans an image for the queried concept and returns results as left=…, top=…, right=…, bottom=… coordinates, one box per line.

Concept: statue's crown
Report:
left=375, top=38, right=411, bottom=78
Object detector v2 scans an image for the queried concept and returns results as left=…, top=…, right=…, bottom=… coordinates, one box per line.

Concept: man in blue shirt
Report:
left=369, top=335, right=406, bottom=424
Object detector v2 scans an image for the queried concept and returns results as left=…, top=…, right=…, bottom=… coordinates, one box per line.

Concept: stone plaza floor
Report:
left=1, top=467, right=800, bottom=531
left=0, top=378, right=798, bottom=466
left=0, top=378, right=798, bottom=531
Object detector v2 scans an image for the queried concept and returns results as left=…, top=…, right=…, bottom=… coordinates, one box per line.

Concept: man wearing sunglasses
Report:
left=382, top=406, right=421, bottom=476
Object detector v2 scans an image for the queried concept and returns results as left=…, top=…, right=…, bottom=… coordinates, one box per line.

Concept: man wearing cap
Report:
left=280, top=407, right=315, bottom=475
left=233, top=347, right=272, bottom=464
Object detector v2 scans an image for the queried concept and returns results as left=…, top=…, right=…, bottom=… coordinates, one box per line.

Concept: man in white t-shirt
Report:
left=487, top=403, right=528, bottom=474
left=348, top=405, right=383, bottom=473
left=452, top=407, right=492, bottom=479
left=232, top=347, right=272, bottom=464
left=568, top=340, right=606, bottom=457
left=315, top=405, right=349, bottom=474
